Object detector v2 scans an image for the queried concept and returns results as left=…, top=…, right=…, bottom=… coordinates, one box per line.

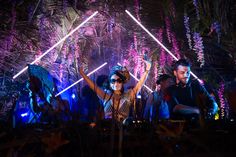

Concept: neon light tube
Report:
left=125, top=10, right=201, bottom=82
left=55, top=62, right=107, bottom=96
left=13, top=11, right=98, bottom=79
left=125, top=10, right=178, bottom=61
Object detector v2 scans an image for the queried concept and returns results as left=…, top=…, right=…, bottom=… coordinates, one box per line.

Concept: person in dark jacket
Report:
left=167, top=59, right=218, bottom=123
left=143, top=74, right=174, bottom=122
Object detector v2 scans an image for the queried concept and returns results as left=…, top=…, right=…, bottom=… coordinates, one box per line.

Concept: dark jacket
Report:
left=167, top=79, right=216, bottom=120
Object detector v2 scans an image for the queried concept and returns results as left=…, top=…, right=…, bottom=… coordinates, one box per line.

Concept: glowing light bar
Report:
left=56, top=62, right=107, bottom=97
left=21, top=112, right=28, bottom=117
left=125, top=10, right=178, bottom=61
left=13, top=11, right=99, bottom=79
left=190, top=71, right=202, bottom=83
left=125, top=10, right=201, bottom=82
left=118, top=63, right=153, bottom=92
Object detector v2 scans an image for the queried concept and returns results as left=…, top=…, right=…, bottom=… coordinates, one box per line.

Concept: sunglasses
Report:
left=110, top=78, right=123, bottom=84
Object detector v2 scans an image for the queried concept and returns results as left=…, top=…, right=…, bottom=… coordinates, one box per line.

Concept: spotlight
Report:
left=56, top=62, right=107, bottom=97
left=13, top=11, right=99, bottom=79
left=137, top=94, right=141, bottom=99
left=21, top=112, right=28, bottom=117
left=71, top=94, right=76, bottom=99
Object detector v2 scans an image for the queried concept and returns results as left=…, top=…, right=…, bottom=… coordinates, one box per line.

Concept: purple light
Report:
left=13, top=11, right=99, bottom=79
left=125, top=10, right=178, bottom=61
left=125, top=10, right=202, bottom=82
left=199, top=79, right=204, bottom=85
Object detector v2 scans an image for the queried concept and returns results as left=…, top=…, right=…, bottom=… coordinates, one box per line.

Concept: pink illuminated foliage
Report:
left=193, top=0, right=200, bottom=20
left=171, top=33, right=180, bottom=59
left=165, top=17, right=172, bottom=43
left=0, top=0, right=230, bottom=96
left=184, top=15, right=193, bottom=50
left=193, top=32, right=205, bottom=67
left=218, top=82, right=229, bottom=119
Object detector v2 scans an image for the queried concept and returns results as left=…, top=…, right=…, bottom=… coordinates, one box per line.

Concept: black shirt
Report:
left=167, top=79, right=216, bottom=119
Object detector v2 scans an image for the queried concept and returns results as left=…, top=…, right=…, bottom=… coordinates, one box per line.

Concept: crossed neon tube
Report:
left=13, top=10, right=201, bottom=96
left=57, top=10, right=201, bottom=96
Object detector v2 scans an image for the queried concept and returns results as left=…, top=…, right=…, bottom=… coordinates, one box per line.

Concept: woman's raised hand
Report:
left=141, top=55, right=152, bottom=71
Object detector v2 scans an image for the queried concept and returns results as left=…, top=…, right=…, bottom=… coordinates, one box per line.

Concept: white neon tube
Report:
left=125, top=10, right=178, bottom=61
left=55, top=62, right=107, bottom=97
left=125, top=10, right=201, bottom=82
left=13, top=11, right=99, bottom=79
left=118, top=63, right=153, bottom=92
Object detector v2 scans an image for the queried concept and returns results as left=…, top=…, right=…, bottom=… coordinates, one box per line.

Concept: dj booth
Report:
left=0, top=118, right=236, bottom=157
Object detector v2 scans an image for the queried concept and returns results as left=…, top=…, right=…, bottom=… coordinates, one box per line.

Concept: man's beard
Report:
left=180, top=78, right=189, bottom=84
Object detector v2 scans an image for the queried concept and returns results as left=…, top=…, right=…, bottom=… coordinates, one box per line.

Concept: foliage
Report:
left=0, top=0, right=235, bottom=94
